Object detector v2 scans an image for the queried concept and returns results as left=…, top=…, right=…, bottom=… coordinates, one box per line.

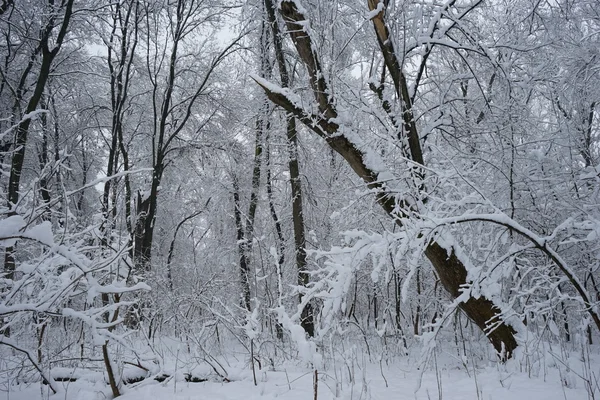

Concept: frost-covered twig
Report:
left=0, top=336, right=59, bottom=394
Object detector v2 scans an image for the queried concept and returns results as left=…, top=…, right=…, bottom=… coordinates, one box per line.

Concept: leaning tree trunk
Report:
left=254, top=0, right=518, bottom=360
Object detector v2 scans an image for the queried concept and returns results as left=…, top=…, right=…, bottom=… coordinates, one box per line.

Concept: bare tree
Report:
left=264, top=0, right=314, bottom=336
left=134, top=0, right=241, bottom=275
left=2, top=0, right=76, bottom=338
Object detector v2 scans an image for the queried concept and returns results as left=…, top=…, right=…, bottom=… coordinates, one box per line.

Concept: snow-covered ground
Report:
left=1, top=344, right=596, bottom=400
left=117, top=364, right=590, bottom=400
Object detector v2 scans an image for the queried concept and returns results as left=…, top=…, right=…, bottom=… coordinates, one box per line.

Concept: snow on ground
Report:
left=0, top=351, right=593, bottom=400
left=113, top=365, right=589, bottom=400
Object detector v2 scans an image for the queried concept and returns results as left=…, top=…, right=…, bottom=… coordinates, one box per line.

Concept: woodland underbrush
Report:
left=1, top=315, right=599, bottom=400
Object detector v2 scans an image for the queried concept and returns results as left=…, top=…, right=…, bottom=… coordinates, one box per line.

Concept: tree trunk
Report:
left=3, top=1, right=75, bottom=339
left=265, top=140, right=285, bottom=339
left=265, top=0, right=314, bottom=336
left=233, top=177, right=252, bottom=311
left=425, top=242, right=517, bottom=357
left=255, top=0, right=518, bottom=359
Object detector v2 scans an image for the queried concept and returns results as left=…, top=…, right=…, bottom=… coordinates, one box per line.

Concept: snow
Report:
left=0, top=109, right=49, bottom=140
left=426, top=211, right=596, bottom=318
left=249, top=74, right=304, bottom=111
left=1, top=2, right=598, bottom=400
left=1, top=349, right=595, bottom=400
left=22, top=221, right=54, bottom=245
left=273, top=306, right=321, bottom=365
left=366, top=1, right=385, bottom=20
left=278, top=0, right=308, bottom=19
left=0, top=215, right=26, bottom=246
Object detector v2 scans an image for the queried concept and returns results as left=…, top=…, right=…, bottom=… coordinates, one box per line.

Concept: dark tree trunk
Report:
left=414, top=269, right=421, bottom=336
left=233, top=178, right=252, bottom=311
left=3, top=0, right=75, bottom=319
left=265, top=141, right=285, bottom=339
left=265, top=0, right=314, bottom=337
left=425, top=242, right=517, bottom=357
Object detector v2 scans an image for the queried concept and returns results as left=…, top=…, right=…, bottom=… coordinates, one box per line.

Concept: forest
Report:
left=0, top=0, right=599, bottom=399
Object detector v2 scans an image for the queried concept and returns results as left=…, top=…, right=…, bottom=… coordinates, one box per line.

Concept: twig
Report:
left=313, top=369, right=318, bottom=400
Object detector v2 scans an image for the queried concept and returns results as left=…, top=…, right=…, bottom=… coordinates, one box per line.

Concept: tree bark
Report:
left=265, top=0, right=314, bottom=336
left=254, top=0, right=518, bottom=359
left=233, top=177, right=252, bottom=311
left=3, top=2, right=75, bottom=333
